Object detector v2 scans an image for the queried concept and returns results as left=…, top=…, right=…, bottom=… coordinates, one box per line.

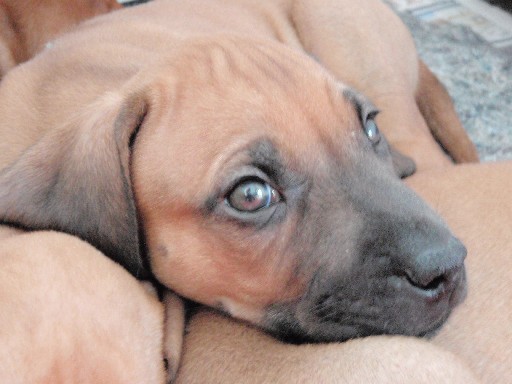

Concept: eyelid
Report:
left=224, top=173, right=270, bottom=199
left=366, top=109, right=380, bottom=122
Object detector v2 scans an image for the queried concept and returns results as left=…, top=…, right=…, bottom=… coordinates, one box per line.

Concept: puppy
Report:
left=0, top=0, right=472, bottom=379
left=0, top=0, right=121, bottom=77
left=0, top=231, right=165, bottom=384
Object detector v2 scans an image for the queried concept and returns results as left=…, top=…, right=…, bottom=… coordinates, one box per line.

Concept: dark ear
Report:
left=389, top=145, right=416, bottom=179
left=0, top=92, right=149, bottom=277
left=374, top=129, right=416, bottom=179
left=416, top=60, right=478, bottom=163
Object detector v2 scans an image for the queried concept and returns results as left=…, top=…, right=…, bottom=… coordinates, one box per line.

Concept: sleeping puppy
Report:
left=0, top=0, right=121, bottom=77
left=0, top=0, right=472, bottom=379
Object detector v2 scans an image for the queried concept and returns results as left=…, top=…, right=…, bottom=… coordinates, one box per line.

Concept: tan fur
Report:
left=0, top=1, right=484, bottom=382
left=289, top=0, right=478, bottom=167
left=0, top=231, right=165, bottom=384
left=175, top=310, right=479, bottom=384
left=407, top=161, right=512, bottom=382
left=416, top=61, right=479, bottom=163
left=0, top=0, right=121, bottom=76
left=162, top=291, right=186, bottom=381
left=0, top=0, right=475, bottom=170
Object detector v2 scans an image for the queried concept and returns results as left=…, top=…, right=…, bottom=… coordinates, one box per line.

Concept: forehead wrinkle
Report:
left=192, top=39, right=293, bottom=97
left=245, top=138, right=311, bottom=195
left=301, top=82, right=360, bottom=169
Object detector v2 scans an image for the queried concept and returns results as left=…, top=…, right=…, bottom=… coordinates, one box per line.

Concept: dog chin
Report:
left=262, top=307, right=451, bottom=345
left=262, top=273, right=467, bottom=344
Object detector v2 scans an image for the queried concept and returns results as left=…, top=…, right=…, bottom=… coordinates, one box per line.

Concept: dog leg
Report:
left=290, top=0, right=475, bottom=169
left=415, top=60, right=479, bottom=163
left=0, top=231, right=165, bottom=384
left=175, top=309, right=480, bottom=383
left=162, top=290, right=186, bottom=383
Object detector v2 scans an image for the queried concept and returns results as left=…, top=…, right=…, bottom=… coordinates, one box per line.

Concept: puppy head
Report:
left=0, top=38, right=465, bottom=341
left=131, top=39, right=465, bottom=339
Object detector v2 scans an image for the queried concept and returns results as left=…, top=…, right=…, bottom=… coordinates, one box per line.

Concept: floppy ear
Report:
left=0, top=91, right=149, bottom=277
left=389, top=145, right=416, bottom=179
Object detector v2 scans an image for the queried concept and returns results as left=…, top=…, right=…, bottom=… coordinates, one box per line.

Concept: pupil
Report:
left=244, top=184, right=263, bottom=202
left=366, top=120, right=380, bottom=143
left=227, top=180, right=276, bottom=212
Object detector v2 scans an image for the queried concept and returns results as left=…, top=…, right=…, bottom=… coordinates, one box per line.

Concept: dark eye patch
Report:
left=202, top=138, right=307, bottom=229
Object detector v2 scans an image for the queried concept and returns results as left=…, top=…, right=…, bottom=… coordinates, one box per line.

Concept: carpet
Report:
left=390, top=5, right=512, bottom=161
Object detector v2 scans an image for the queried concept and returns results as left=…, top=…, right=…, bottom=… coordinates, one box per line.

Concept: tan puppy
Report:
left=0, top=231, right=165, bottom=384
left=174, top=161, right=512, bottom=383
left=0, top=0, right=121, bottom=77
left=0, top=0, right=476, bottom=380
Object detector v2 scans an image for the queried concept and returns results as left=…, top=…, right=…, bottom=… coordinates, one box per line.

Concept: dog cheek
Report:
left=146, top=221, right=308, bottom=320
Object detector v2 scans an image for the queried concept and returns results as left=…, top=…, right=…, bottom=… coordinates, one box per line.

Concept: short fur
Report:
left=0, top=231, right=164, bottom=383
left=0, top=0, right=480, bottom=381
left=0, top=0, right=121, bottom=76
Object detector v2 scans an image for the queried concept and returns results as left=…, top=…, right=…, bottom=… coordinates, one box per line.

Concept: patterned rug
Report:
left=392, top=6, right=512, bottom=161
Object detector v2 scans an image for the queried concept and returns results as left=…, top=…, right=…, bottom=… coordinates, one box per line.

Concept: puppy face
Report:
left=0, top=38, right=466, bottom=342
left=131, top=39, right=466, bottom=340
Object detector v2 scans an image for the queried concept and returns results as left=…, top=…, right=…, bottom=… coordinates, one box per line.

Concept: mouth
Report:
left=263, top=267, right=467, bottom=344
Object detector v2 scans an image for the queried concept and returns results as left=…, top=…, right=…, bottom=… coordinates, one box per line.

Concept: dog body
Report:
left=410, top=162, right=512, bottom=382
left=0, top=0, right=477, bottom=169
left=0, top=0, right=476, bottom=381
left=0, top=0, right=121, bottom=77
left=0, top=231, right=165, bottom=384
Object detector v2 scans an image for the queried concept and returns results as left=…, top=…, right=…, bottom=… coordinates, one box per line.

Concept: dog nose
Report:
left=403, top=236, right=466, bottom=300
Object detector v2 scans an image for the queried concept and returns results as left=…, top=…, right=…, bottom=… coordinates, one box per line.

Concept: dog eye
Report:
left=364, top=118, right=381, bottom=146
left=227, top=179, right=280, bottom=212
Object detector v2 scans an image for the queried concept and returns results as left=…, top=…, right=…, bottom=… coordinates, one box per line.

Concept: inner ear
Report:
left=0, top=92, right=150, bottom=277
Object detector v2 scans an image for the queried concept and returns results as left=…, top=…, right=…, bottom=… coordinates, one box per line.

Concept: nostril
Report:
left=400, top=236, right=466, bottom=298
left=406, top=273, right=446, bottom=292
